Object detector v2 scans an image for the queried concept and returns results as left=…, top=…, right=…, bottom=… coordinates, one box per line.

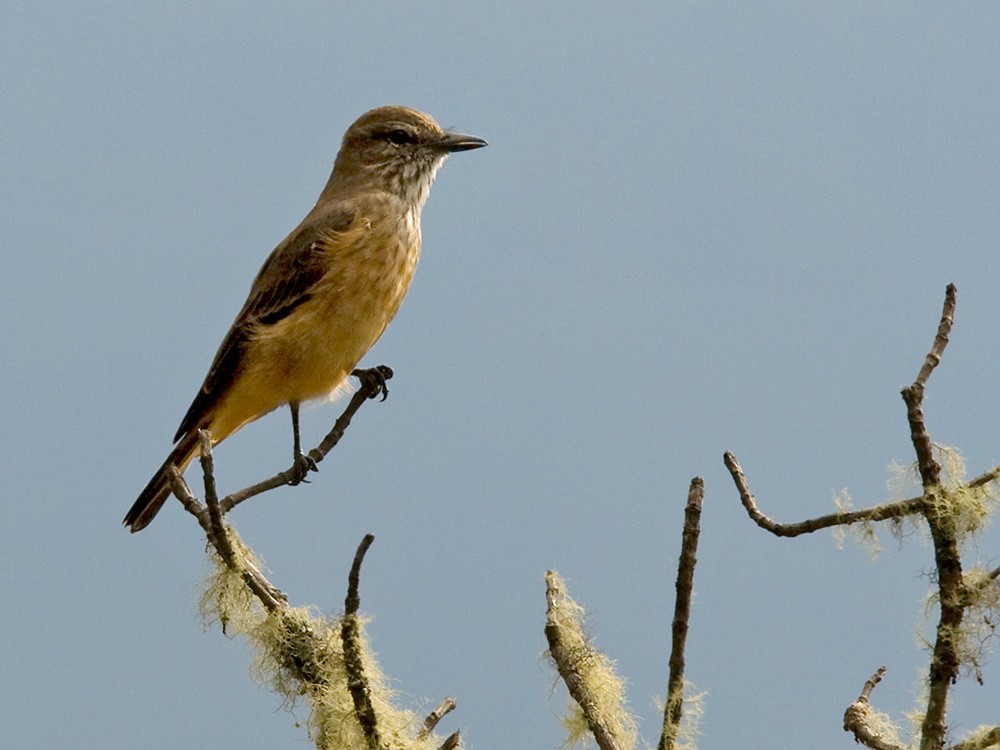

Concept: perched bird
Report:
left=124, top=105, right=486, bottom=532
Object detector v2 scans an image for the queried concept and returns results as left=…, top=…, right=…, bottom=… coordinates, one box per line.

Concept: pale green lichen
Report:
left=832, top=487, right=885, bottom=558
left=905, top=448, right=1000, bottom=683
left=917, top=567, right=1000, bottom=683
left=902, top=445, right=997, bottom=544
left=950, top=724, right=1000, bottom=750
left=838, top=446, right=1000, bottom=559
left=886, top=458, right=923, bottom=503
left=545, top=571, right=638, bottom=750
left=854, top=700, right=908, bottom=749
left=903, top=670, right=929, bottom=748
left=658, top=680, right=706, bottom=750
left=198, top=528, right=445, bottom=750
left=840, top=444, right=1000, bottom=749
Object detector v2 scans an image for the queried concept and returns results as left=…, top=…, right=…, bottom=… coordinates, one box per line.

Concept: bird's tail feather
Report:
left=124, top=431, right=200, bottom=532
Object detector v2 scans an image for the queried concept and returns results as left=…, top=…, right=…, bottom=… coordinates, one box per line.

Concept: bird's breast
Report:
left=245, top=207, right=422, bottom=405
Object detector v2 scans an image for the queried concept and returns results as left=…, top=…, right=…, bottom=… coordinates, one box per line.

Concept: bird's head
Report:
left=331, top=105, right=487, bottom=206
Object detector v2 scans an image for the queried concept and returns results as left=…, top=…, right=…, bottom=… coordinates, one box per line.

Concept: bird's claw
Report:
left=352, top=365, right=393, bottom=402
left=288, top=451, right=319, bottom=486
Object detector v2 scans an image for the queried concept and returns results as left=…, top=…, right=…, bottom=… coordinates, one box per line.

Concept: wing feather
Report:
left=173, top=205, right=354, bottom=441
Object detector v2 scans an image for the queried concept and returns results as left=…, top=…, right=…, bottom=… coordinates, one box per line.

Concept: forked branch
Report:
left=165, top=368, right=462, bottom=750
left=725, top=284, right=1000, bottom=750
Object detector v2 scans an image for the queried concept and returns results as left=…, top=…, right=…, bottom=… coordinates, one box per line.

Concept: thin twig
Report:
left=342, top=534, right=381, bottom=750
left=902, top=285, right=955, bottom=490
left=439, top=731, right=461, bottom=750
left=167, top=465, right=204, bottom=522
left=843, top=667, right=906, bottom=750
left=220, top=365, right=393, bottom=513
left=724, top=452, right=925, bottom=537
left=419, top=698, right=458, bottom=740
left=914, top=283, right=957, bottom=389
left=345, top=534, right=375, bottom=617
left=311, top=366, right=393, bottom=460
left=658, top=478, right=704, bottom=750
left=860, top=666, right=886, bottom=702
left=199, top=430, right=235, bottom=562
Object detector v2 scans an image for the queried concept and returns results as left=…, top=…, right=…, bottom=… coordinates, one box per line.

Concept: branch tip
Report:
left=658, top=477, right=705, bottom=750
left=859, top=666, right=887, bottom=703
left=419, top=697, right=457, bottom=740
left=346, top=534, right=375, bottom=616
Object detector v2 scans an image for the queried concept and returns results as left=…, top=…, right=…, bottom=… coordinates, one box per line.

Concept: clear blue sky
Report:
left=2, top=3, right=999, bottom=749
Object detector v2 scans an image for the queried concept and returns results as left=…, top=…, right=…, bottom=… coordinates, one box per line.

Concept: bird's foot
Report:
left=352, top=365, right=393, bottom=402
left=288, top=451, right=319, bottom=486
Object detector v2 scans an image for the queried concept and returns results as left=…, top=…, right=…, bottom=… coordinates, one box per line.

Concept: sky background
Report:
left=2, top=3, right=999, bottom=749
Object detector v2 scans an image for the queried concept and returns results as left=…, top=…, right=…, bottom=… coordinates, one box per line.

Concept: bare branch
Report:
left=724, top=452, right=925, bottom=537
left=901, top=384, right=942, bottom=490
left=914, top=283, right=957, bottom=389
left=859, top=666, right=887, bottom=702
left=658, top=478, right=704, bottom=750
left=218, top=464, right=313, bottom=512
left=199, top=430, right=236, bottom=561
left=312, top=366, right=393, bottom=459
left=843, top=667, right=907, bottom=750
left=902, top=285, right=955, bottom=490
left=419, top=698, right=458, bottom=740
left=342, top=534, right=381, bottom=750
left=220, top=365, right=394, bottom=513
left=345, top=534, right=376, bottom=617
left=167, top=465, right=204, bottom=522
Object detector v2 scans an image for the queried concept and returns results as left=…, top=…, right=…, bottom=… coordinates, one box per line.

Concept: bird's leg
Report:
left=291, top=401, right=303, bottom=459
left=288, top=401, right=317, bottom=484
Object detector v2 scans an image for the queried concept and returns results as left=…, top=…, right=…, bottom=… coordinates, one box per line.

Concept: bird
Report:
left=124, top=105, right=486, bottom=532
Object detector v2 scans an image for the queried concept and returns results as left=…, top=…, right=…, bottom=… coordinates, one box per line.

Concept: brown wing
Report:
left=173, top=204, right=354, bottom=442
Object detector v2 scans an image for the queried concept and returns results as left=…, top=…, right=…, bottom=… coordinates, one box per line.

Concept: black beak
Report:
left=438, top=131, right=488, bottom=152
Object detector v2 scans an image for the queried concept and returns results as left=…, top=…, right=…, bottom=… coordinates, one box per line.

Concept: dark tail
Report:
left=124, top=431, right=200, bottom=532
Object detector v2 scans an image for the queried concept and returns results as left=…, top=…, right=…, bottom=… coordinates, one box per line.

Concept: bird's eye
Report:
left=385, top=129, right=415, bottom=146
